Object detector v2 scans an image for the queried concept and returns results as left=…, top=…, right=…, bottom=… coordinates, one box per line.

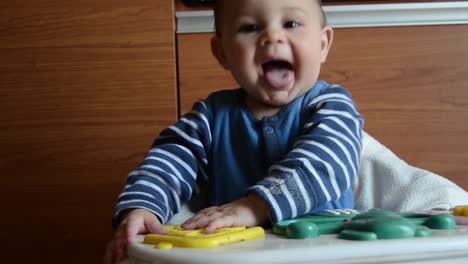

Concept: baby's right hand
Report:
left=102, top=208, right=167, bottom=264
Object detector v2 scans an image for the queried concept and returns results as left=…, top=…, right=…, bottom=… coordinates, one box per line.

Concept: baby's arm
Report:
left=250, top=85, right=364, bottom=222
left=112, top=100, right=212, bottom=227
left=182, top=192, right=270, bottom=233
left=107, top=100, right=213, bottom=261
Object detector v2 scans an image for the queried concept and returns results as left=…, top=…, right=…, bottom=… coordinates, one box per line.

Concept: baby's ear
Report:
left=320, top=26, right=334, bottom=63
left=211, top=36, right=230, bottom=70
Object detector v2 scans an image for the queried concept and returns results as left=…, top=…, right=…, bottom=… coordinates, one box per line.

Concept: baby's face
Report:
left=213, top=0, right=332, bottom=114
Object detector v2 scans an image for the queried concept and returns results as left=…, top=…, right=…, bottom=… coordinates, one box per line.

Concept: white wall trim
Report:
left=176, top=1, right=468, bottom=33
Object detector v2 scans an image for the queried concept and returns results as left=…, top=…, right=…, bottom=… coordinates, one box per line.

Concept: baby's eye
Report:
left=238, top=23, right=258, bottom=33
left=284, top=20, right=301, bottom=29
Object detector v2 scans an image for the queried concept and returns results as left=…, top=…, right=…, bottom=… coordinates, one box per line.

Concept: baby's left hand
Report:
left=181, top=193, right=270, bottom=233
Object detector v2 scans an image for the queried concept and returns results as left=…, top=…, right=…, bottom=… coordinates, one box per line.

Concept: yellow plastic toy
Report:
left=453, top=205, right=468, bottom=216
left=144, top=225, right=265, bottom=249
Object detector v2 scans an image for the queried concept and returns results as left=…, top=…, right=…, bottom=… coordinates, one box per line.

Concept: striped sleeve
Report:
left=249, top=85, right=364, bottom=222
left=112, top=100, right=212, bottom=228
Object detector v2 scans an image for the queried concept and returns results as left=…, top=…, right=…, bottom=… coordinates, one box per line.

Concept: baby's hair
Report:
left=213, top=0, right=328, bottom=36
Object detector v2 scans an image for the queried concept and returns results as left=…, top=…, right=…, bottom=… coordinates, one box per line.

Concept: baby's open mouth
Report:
left=262, top=60, right=294, bottom=89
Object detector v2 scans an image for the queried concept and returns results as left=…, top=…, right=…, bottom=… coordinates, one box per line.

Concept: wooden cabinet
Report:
left=0, top=0, right=176, bottom=263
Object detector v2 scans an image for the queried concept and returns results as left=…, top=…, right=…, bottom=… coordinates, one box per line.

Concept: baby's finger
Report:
left=145, top=217, right=167, bottom=235
left=181, top=210, right=210, bottom=228
left=205, top=214, right=236, bottom=233
left=184, top=211, right=223, bottom=229
left=114, top=231, right=128, bottom=262
left=102, top=240, right=114, bottom=264
left=124, top=218, right=140, bottom=242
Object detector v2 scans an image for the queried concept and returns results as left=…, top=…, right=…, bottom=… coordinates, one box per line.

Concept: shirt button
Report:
left=264, top=126, right=274, bottom=134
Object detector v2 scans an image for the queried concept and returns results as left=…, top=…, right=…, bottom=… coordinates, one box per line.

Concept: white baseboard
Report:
left=176, top=1, right=468, bottom=33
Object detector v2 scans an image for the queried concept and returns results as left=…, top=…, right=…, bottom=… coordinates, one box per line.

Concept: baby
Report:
left=103, top=0, right=364, bottom=263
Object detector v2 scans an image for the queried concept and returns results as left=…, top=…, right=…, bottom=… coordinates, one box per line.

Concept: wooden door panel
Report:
left=0, top=0, right=176, bottom=262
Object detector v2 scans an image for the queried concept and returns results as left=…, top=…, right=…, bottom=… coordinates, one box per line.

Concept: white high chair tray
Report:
left=125, top=226, right=468, bottom=264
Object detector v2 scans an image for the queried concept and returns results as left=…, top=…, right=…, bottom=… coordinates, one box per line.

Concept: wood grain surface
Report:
left=177, top=25, right=468, bottom=191
left=0, top=0, right=176, bottom=263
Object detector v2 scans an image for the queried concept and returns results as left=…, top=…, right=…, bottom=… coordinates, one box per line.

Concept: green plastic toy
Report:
left=273, top=209, right=456, bottom=240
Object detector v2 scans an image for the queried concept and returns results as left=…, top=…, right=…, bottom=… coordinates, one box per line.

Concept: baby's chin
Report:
left=244, top=82, right=306, bottom=109
left=250, top=96, right=295, bottom=114
left=263, top=97, right=294, bottom=107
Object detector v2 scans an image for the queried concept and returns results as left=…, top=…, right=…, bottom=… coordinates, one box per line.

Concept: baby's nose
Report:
left=259, top=28, right=286, bottom=46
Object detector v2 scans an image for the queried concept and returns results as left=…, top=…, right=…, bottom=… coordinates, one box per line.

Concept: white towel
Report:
left=354, top=131, right=468, bottom=212
left=169, top=131, right=468, bottom=224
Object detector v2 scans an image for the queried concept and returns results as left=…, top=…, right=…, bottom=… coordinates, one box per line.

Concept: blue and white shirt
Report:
left=113, top=81, right=364, bottom=227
